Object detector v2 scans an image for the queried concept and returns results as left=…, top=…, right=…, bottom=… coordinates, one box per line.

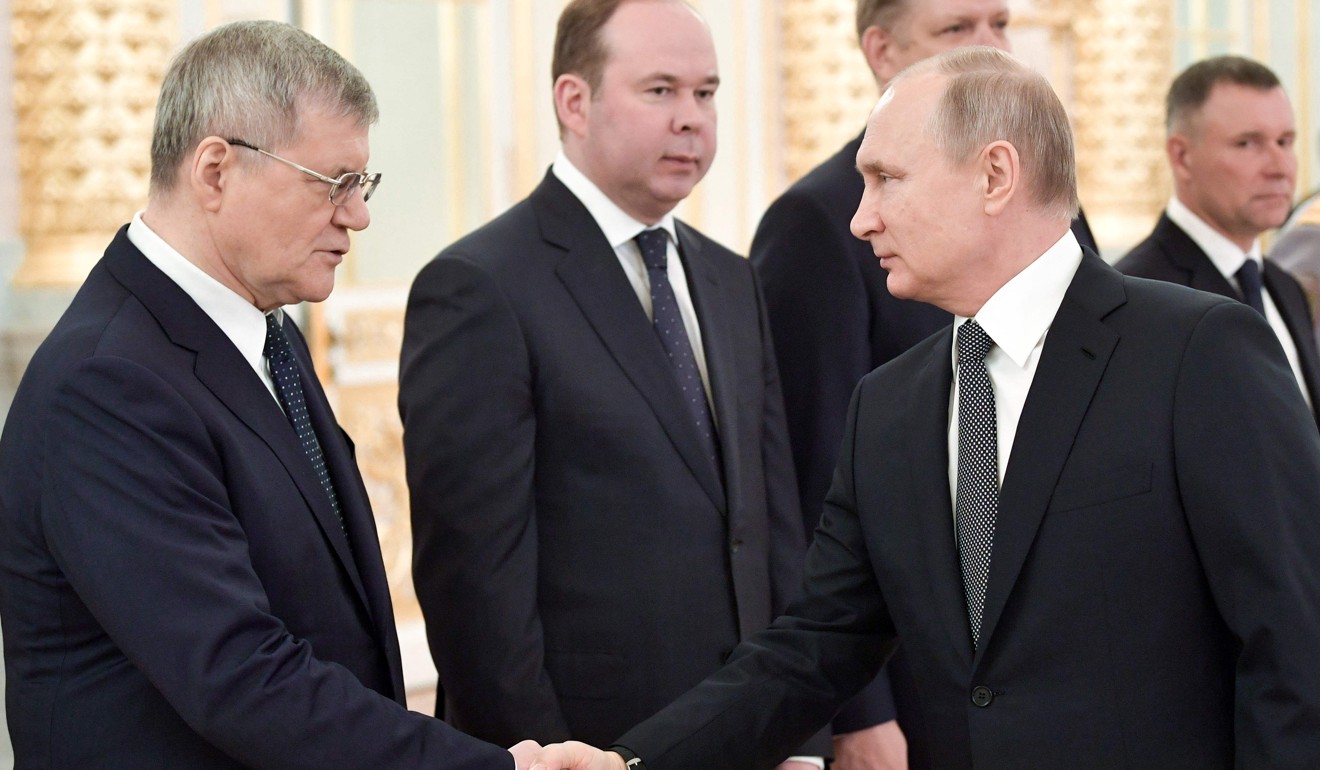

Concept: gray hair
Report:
left=149, top=20, right=378, bottom=195
left=896, top=46, right=1078, bottom=220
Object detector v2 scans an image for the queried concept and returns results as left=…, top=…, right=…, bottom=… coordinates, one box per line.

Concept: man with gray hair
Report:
left=0, top=20, right=535, bottom=770
left=529, top=46, right=1320, bottom=770
left=748, top=7, right=1088, bottom=763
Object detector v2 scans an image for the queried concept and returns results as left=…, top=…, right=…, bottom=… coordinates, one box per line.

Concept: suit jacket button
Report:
left=729, top=538, right=743, bottom=554
left=971, top=685, right=994, bottom=707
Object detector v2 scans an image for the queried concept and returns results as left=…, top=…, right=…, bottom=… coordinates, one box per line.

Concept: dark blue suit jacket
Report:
left=399, top=170, right=815, bottom=754
left=750, top=133, right=1097, bottom=736
left=618, top=252, right=1320, bottom=770
left=1117, top=213, right=1320, bottom=425
left=0, top=228, right=510, bottom=769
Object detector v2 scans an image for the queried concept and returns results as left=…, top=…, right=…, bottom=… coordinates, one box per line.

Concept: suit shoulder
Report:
left=1118, top=272, right=1239, bottom=323
left=430, top=197, right=540, bottom=267
left=857, top=325, right=948, bottom=388
left=1114, top=235, right=1166, bottom=277
left=768, top=145, right=862, bottom=216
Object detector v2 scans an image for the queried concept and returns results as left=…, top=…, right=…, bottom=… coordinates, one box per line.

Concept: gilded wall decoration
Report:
left=11, top=0, right=175, bottom=286
left=318, top=296, right=420, bottom=623
left=1071, top=0, right=1174, bottom=249
left=780, top=0, right=876, bottom=183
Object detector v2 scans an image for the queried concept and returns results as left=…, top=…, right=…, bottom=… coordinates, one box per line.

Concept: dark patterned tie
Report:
left=634, top=228, right=722, bottom=476
left=1236, top=260, right=1266, bottom=316
left=264, top=312, right=346, bottom=536
left=955, top=319, right=998, bottom=648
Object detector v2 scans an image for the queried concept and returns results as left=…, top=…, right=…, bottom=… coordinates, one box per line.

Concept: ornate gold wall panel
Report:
left=780, top=0, right=875, bottom=182
left=317, top=293, right=419, bottom=622
left=10, top=0, right=175, bottom=286
left=1072, top=0, right=1175, bottom=249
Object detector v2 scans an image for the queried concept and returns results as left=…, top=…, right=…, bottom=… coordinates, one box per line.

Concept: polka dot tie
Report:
left=955, top=319, right=997, bottom=648
left=1236, top=260, right=1266, bottom=316
left=635, top=229, right=722, bottom=478
left=264, top=313, right=346, bottom=537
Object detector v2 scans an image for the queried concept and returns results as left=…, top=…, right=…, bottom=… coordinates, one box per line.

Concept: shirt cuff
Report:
left=786, top=757, right=826, bottom=769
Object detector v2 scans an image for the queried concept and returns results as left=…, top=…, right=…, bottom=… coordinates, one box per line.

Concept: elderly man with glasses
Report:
left=0, top=20, right=542, bottom=770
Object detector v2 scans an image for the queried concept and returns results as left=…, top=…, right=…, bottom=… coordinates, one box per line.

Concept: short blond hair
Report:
left=896, top=47, right=1078, bottom=219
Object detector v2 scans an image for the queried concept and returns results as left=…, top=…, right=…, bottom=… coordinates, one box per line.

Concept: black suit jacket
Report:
left=1118, top=213, right=1320, bottom=423
left=0, top=229, right=509, bottom=769
left=617, top=252, right=1320, bottom=769
left=399, top=170, right=813, bottom=753
left=749, top=133, right=1099, bottom=734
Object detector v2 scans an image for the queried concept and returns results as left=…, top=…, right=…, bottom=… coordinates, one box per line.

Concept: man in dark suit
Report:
left=0, top=20, right=532, bottom=770
left=1118, top=55, right=1320, bottom=422
left=748, top=6, right=1092, bottom=765
left=399, top=1, right=814, bottom=767
left=531, top=46, right=1320, bottom=770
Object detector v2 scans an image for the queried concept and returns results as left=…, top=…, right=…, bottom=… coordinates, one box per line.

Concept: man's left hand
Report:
left=831, top=720, right=908, bottom=770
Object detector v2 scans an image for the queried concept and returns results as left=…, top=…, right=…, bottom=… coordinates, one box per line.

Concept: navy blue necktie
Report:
left=635, top=229, right=722, bottom=477
left=264, top=313, right=346, bottom=536
left=955, top=319, right=998, bottom=648
left=1236, top=260, right=1266, bottom=316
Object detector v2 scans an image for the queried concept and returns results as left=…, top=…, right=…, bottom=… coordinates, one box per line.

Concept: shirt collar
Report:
left=552, top=151, right=678, bottom=248
left=955, top=229, right=1083, bottom=369
left=127, top=211, right=271, bottom=368
left=1166, top=195, right=1262, bottom=276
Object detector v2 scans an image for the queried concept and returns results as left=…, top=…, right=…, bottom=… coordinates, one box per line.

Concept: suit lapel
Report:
left=1154, top=215, right=1239, bottom=298
left=1262, top=263, right=1320, bottom=423
left=103, top=233, right=373, bottom=616
left=539, top=174, right=726, bottom=510
left=975, top=254, right=1124, bottom=661
left=677, top=222, right=740, bottom=510
left=905, top=330, right=976, bottom=670
left=285, top=320, right=405, bottom=698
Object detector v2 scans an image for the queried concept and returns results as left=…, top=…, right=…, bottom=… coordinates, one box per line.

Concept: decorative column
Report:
left=1069, top=0, right=1175, bottom=251
left=10, top=0, right=175, bottom=286
left=780, top=0, right=875, bottom=183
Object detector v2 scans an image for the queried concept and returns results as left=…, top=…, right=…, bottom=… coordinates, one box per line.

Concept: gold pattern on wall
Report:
left=10, top=0, right=175, bottom=286
left=321, top=302, right=422, bottom=623
left=781, top=0, right=875, bottom=183
left=1070, top=0, right=1174, bottom=249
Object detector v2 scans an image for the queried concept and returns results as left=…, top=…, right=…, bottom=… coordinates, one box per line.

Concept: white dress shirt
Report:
left=948, top=230, right=1083, bottom=515
left=1166, top=196, right=1311, bottom=408
left=128, top=211, right=281, bottom=403
left=551, top=153, right=716, bottom=419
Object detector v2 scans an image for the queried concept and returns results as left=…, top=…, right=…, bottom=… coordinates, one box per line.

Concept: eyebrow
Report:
left=642, top=73, right=721, bottom=87
left=856, top=160, right=889, bottom=176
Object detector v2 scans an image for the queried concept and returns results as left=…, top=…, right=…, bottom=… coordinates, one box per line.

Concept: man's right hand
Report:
left=530, top=741, right=628, bottom=770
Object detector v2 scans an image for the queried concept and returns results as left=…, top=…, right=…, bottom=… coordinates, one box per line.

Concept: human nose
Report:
left=674, top=91, right=713, bottom=133
left=850, top=187, right=882, bottom=242
left=332, top=188, right=371, bottom=231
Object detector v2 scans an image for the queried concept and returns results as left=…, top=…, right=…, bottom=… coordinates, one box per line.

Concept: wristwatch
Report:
left=610, top=745, right=646, bottom=769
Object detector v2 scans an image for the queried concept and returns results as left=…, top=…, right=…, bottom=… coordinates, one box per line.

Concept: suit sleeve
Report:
left=617, top=381, right=898, bottom=770
left=750, top=190, right=899, bottom=730
left=40, top=357, right=511, bottom=770
left=399, top=254, right=570, bottom=745
left=1173, top=301, right=1320, bottom=768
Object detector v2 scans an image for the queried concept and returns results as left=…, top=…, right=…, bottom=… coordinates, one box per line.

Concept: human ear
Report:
left=191, top=136, right=233, bottom=213
left=981, top=140, right=1020, bottom=216
left=553, top=74, right=592, bottom=138
left=861, top=25, right=902, bottom=86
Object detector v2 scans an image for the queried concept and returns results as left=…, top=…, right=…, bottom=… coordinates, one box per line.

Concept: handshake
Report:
left=509, top=740, right=625, bottom=770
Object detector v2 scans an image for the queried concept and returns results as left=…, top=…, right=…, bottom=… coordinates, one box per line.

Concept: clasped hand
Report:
left=510, top=740, right=624, bottom=770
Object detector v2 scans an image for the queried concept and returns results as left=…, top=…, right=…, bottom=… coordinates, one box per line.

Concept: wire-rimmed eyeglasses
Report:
left=226, top=138, right=381, bottom=205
